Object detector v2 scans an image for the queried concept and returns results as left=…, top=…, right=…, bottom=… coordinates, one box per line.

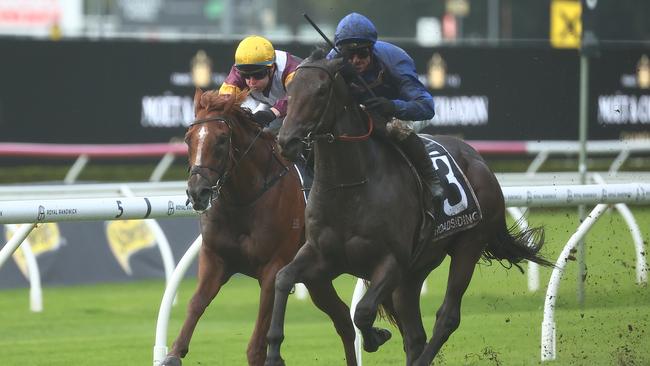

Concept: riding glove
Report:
left=364, top=97, right=396, bottom=117
left=252, top=110, right=277, bottom=126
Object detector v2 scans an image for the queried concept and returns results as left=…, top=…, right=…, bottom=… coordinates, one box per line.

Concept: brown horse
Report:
left=265, top=50, right=553, bottom=366
left=160, top=89, right=357, bottom=366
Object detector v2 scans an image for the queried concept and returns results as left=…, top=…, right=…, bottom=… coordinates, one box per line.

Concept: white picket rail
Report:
left=0, top=182, right=190, bottom=312
left=0, top=195, right=197, bottom=313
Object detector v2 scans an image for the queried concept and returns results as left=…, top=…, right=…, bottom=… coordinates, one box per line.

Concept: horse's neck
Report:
left=312, top=105, right=374, bottom=187
left=222, top=125, right=274, bottom=201
left=313, top=142, right=367, bottom=183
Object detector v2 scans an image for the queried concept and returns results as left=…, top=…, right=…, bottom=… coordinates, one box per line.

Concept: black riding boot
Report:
left=397, top=133, right=445, bottom=214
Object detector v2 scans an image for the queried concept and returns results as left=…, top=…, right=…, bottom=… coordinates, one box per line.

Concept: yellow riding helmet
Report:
left=234, top=35, right=275, bottom=68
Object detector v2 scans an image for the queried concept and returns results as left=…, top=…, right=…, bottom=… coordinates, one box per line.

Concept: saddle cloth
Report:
left=293, top=136, right=482, bottom=240
left=419, top=135, right=483, bottom=240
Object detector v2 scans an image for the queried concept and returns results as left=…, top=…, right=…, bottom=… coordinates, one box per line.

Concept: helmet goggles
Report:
left=239, top=68, right=269, bottom=80
left=339, top=41, right=373, bottom=59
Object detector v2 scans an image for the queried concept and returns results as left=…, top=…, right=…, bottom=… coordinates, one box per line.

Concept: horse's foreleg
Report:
left=353, top=256, right=401, bottom=353
left=247, top=261, right=285, bottom=366
left=391, top=279, right=427, bottom=366
left=162, top=246, right=227, bottom=366
left=413, top=242, right=482, bottom=366
left=306, top=281, right=357, bottom=366
left=265, top=243, right=319, bottom=366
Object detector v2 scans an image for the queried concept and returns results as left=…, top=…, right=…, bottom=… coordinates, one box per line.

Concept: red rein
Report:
left=337, top=110, right=374, bottom=142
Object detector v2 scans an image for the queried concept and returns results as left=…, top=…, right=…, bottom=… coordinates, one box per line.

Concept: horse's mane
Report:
left=297, top=44, right=337, bottom=69
left=198, top=90, right=275, bottom=141
left=307, top=45, right=330, bottom=61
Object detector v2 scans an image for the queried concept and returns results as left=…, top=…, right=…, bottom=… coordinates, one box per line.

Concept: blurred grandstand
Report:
left=0, top=0, right=648, bottom=44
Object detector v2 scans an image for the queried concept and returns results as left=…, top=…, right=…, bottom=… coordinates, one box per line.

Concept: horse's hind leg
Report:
left=247, top=261, right=286, bottom=366
left=413, top=238, right=483, bottom=366
left=161, top=247, right=228, bottom=366
left=306, top=281, right=357, bottom=366
left=353, top=256, right=402, bottom=353
left=265, top=243, right=322, bottom=366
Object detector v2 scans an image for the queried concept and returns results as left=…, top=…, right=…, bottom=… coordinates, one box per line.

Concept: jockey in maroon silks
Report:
left=219, top=35, right=302, bottom=132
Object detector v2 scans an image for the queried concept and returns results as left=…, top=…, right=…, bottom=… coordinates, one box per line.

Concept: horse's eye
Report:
left=215, top=135, right=229, bottom=145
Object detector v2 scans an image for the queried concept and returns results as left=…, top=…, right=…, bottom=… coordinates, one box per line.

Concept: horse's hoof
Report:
left=159, top=356, right=182, bottom=366
left=363, top=327, right=392, bottom=353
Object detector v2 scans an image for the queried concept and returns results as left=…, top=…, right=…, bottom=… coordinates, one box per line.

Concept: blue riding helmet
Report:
left=334, top=13, right=378, bottom=47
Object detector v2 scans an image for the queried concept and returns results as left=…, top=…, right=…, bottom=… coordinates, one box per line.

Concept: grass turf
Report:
left=0, top=208, right=649, bottom=365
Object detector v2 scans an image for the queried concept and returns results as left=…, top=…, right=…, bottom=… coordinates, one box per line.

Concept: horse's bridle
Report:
left=188, top=115, right=249, bottom=202
left=187, top=114, right=289, bottom=207
left=295, top=62, right=373, bottom=148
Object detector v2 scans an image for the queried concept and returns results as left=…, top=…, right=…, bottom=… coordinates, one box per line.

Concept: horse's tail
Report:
left=377, top=303, right=399, bottom=328
left=483, top=220, right=554, bottom=272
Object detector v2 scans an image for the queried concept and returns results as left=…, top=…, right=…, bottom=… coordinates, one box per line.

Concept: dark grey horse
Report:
left=265, top=50, right=552, bottom=366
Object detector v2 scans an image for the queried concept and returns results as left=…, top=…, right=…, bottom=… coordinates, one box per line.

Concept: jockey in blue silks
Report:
left=328, top=12, right=444, bottom=216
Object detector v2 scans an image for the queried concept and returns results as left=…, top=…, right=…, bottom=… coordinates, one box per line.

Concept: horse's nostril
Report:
left=187, top=182, right=212, bottom=202
left=188, top=187, right=212, bottom=211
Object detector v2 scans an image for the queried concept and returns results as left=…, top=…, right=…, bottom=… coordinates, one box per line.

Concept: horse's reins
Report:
left=232, top=142, right=290, bottom=207
left=295, top=62, right=373, bottom=192
left=187, top=115, right=289, bottom=207
left=296, top=63, right=374, bottom=148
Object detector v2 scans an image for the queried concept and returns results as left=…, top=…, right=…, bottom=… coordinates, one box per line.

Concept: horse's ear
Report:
left=333, top=72, right=351, bottom=101
left=194, top=88, right=204, bottom=114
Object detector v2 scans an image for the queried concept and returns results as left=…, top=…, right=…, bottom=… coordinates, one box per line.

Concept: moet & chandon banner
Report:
left=0, top=39, right=647, bottom=143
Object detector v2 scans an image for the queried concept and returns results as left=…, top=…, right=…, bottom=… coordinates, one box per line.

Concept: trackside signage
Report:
left=598, top=95, right=650, bottom=125
left=0, top=39, right=647, bottom=143
left=594, top=53, right=650, bottom=138
left=405, top=46, right=580, bottom=140
left=0, top=219, right=199, bottom=288
left=140, top=94, right=194, bottom=128
left=431, top=96, right=489, bottom=126
left=422, top=52, right=489, bottom=127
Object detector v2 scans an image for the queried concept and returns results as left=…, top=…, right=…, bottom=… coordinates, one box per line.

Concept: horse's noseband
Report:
left=186, top=113, right=283, bottom=207
left=304, top=131, right=335, bottom=148
left=186, top=115, right=234, bottom=204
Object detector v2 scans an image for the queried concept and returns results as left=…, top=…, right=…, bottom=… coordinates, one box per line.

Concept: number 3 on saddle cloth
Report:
left=419, top=135, right=483, bottom=240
